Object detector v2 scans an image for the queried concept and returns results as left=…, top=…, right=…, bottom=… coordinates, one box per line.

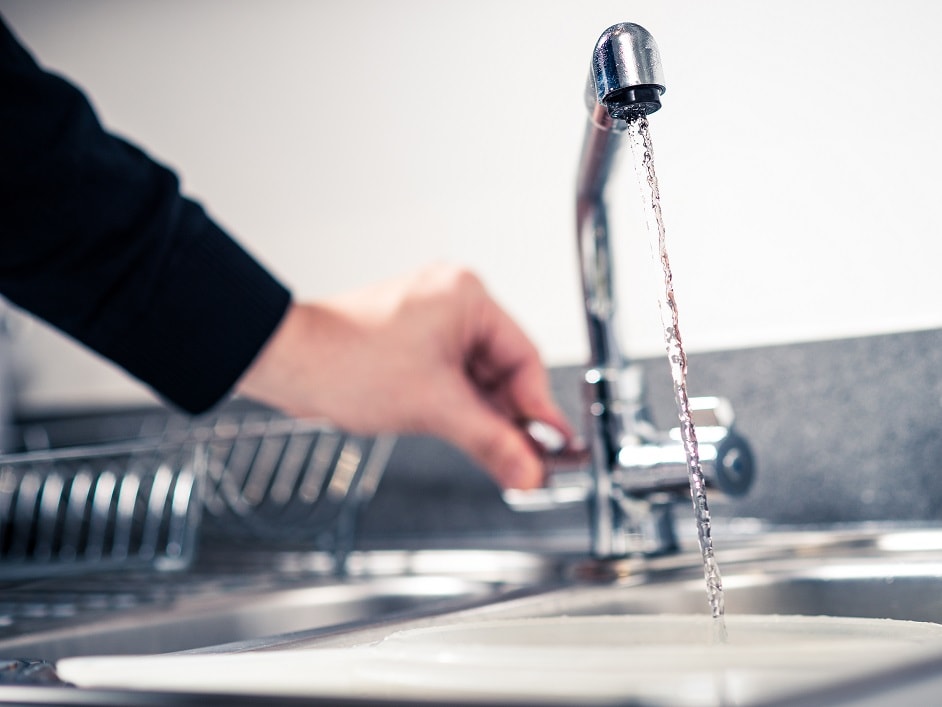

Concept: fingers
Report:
left=466, top=286, right=575, bottom=443
left=435, top=378, right=547, bottom=490
left=436, top=277, right=575, bottom=488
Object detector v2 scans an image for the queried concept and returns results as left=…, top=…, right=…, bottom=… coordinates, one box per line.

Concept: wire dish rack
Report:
left=0, top=405, right=396, bottom=580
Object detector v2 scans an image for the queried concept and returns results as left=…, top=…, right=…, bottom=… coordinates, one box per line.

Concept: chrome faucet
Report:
left=507, top=23, right=754, bottom=559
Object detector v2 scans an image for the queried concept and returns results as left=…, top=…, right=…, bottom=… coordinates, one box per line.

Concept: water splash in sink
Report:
left=627, top=115, right=725, bottom=634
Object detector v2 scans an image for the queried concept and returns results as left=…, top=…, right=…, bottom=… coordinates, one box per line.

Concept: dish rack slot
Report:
left=199, top=414, right=397, bottom=550
left=0, top=441, right=204, bottom=580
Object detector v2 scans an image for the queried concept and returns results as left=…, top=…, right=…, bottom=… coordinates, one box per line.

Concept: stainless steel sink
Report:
left=9, top=526, right=942, bottom=706
left=259, top=526, right=942, bottom=654
left=469, top=557, right=942, bottom=627
left=30, top=527, right=942, bottom=707
left=473, top=527, right=942, bottom=624
left=0, top=549, right=567, bottom=662
left=716, top=527, right=942, bottom=623
left=7, top=528, right=942, bottom=663
left=654, top=557, right=942, bottom=623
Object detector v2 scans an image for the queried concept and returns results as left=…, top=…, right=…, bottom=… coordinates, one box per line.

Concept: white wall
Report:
left=2, top=0, right=941, bottom=410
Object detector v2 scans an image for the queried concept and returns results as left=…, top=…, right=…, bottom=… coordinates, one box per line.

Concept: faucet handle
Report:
left=504, top=396, right=754, bottom=512
left=615, top=396, right=755, bottom=498
left=525, top=420, right=569, bottom=455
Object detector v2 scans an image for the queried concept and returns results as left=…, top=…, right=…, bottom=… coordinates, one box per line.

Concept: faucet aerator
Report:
left=604, top=85, right=664, bottom=119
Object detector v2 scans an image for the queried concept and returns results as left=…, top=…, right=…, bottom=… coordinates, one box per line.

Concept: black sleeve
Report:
left=0, top=16, right=292, bottom=414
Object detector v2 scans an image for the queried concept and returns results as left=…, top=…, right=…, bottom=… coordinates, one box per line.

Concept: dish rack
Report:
left=0, top=405, right=396, bottom=580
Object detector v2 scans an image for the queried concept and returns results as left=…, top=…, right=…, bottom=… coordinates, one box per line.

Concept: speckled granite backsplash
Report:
left=359, top=328, right=942, bottom=542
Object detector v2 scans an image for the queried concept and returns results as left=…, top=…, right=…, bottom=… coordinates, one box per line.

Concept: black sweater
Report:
left=0, top=17, right=292, bottom=414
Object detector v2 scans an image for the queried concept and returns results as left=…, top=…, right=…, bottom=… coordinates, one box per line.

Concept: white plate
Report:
left=57, top=614, right=942, bottom=705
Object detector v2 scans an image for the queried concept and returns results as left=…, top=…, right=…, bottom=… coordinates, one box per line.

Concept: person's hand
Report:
left=235, top=264, right=573, bottom=490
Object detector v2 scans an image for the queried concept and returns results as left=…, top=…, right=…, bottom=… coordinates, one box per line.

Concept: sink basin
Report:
left=454, top=527, right=942, bottom=624
left=494, top=560, right=942, bottom=626
left=656, top=557, right=942, bottom=623
left=0, top=576, right=505, bottom=662
left=0, top=549, right=564, bottom=662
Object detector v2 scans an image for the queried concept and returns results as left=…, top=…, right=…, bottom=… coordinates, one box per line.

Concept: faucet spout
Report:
left=576, top=24, right=667, bottom=471
left=577, top=23, right=666, bottom=372
left=587, top=23, right=666, bottom=126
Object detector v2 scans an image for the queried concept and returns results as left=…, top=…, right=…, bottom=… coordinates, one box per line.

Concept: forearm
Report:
left=0, top=16, right=291, bottom=413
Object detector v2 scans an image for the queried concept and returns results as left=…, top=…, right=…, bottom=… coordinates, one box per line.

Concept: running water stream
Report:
left=626, top=115, right=727, bottom=639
